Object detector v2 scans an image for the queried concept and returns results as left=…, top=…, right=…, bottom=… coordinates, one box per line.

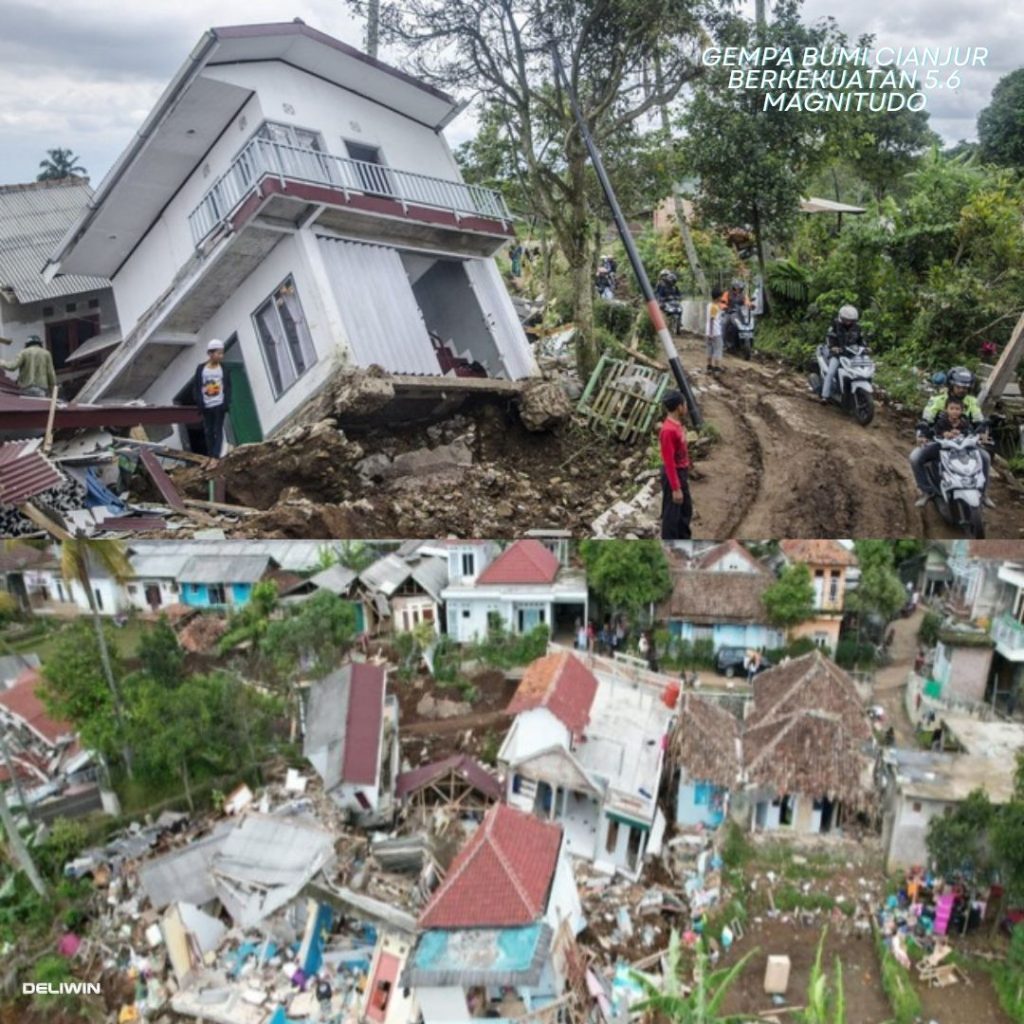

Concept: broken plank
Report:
left=113, top=437, right=208, bottom=465
left=19, top=502, right=71, bottom=540
left=182, top=497, right=258, bottom=516
left=390, top=374, right=524, bottom=395
left=139, top=448, right=186, bottom=511
left=42, top=386, right=59, bottom=455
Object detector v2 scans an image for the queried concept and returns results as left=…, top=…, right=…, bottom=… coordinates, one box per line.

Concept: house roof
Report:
left=477, top=540, right=560, bottom=586
left=672, top=694, right=741, bottom=789
left=49, top=22, right=461, bottom=280
left=506, top=652, right=598, bottom=735
left=308, top=564, right=358, bottom=595
left=744, top=652, right=872, bottom=806
left=0, top=541, right=54, bottom=573
left=304, top=662, right=386, bottom=788
left=779, top=540, right=857, bottom=568
left=0, top=668, right=72, bottom=747
left=395, top=754, right=502, bottom=802
left=359, top=553, right=447, bottom=602
left=418, top=804, right=561, bottom=929
left=693, top=540, right=766, bottom=574
left=967, top=541, right=1024, bottom=563
left=0, top=179, right=109, bottom=303
left=178, top=553, right=277, bottom=585
left=0, top=441, right=64, bottom=506
left=661, top=570, right=772, bottom=624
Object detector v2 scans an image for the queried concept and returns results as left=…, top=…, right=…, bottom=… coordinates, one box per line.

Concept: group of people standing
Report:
left=574, top=617, right=660, bottom=671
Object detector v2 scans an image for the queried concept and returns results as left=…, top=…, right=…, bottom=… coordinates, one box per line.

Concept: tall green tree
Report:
left=59, top=539, right=134, bottom=776
left=356, top=0, right=707, bottom=372
left=762, top=563, right=816, bottom=633
left=847, top=541, right=907, bottom=624
left=978, top=68, right=1024, bottom=168
left=137, top=616, right=185, bottom=689
left=37, top=148, right=86, bottom=181
left=926, top=789, right=995, bottom=877
left=579, top=540, right=671, bottom=618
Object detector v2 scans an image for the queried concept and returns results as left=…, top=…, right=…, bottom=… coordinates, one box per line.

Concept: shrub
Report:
left=918, top=610, right=942, bottom=647
left=835, top=638, right=878, bottom=669
left=876, top=933, right=923, bottom=1024
left=721, top=821, right=751, bottom=869
left=991, top=926, right=1024, bottom=1022
left=594, top=299, right=637, bottom=341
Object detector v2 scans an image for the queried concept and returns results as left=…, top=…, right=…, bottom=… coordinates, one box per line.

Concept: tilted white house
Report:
left=46, top=22, right=537, bottom=452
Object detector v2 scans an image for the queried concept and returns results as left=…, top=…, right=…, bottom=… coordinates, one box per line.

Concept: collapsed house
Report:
left=358, top=548, right=449, bottom=635
left=0, top=178, right=119, bottom=392
left=303, top=662, right=399, bottom=821
left=44, top=21, right=538, bottom=452
left=442, top=539, right=588, bottom=642
left=671, top=693, right=741, bottom=830
left=498, top=651, right=675, bottom=880
left=370, top=803, right=584, bottom=1024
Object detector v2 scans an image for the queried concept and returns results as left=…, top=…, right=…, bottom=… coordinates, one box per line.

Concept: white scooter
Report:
left=809, top=343, right=876, bottom=426
left=920, top=432, right=987, bottom=538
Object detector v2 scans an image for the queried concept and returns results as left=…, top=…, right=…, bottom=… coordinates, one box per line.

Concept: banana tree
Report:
left=803, top=929, right=846, bottom=1024
left=632, top=930, right=756, bottom=1023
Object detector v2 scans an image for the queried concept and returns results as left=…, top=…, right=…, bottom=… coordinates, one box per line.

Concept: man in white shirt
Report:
left=193, top=338, right=231, bottom=463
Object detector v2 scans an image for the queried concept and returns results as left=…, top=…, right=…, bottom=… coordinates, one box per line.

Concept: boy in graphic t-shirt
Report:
left=193, top=339, right=232, bottom=464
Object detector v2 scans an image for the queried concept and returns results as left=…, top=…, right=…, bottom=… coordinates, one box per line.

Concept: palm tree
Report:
left=60, top=539, right=134, bottom=778
left=37, top=148, right=87, bottom=181
left=632, top=930, right=756, bottom=1023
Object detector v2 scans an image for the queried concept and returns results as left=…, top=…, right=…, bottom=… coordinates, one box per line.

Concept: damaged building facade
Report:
left=45, top=22, right=538, bottom=452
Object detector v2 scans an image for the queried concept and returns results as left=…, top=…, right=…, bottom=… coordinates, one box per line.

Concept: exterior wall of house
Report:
left=363, top=933, right=417, bottom=1024
left=676, top=772, right=728, bottom=829
left=0, top=289, right=117, bottom=361
left=123, top=578, right=180, bottom=612
left=180, top=581, right=253, bottom=608
left=444, top=589, right=587, bottom=642
left=932, top=642, right=994, bottom=703
left=597, top=813, right=649, bottom=879
left=415, top=986, right=472, bottom=1024
left=333, top=778, right=382, bottom=814
left=669, top=620, right=782, bottom=652
left=545, top=845, right=586, bottom=936
left=390, top=595, right=440, bottom=634
left=789, top=617, right=842, bottom=653
left=884, top=791, right=950, bottom=872
left=132, top=230, right=339, bottom=443
left=444, top=543, right=499, bottom=586
left=26, top=570, right=125, bottom=616
left=704, top=551, right=761, bottom=573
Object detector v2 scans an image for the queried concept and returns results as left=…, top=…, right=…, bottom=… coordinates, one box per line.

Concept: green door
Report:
left=226, top=363, right=263, bottom=444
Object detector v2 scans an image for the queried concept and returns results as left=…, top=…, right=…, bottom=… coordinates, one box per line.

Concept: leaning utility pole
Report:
left=0, top=781, right=46, bottom=897
left=549, top=40, right=703, bottom=428
left=366, top=0, right=381, bottom=58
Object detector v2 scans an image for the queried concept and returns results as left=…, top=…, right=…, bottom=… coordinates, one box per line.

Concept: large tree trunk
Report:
left=751, top=201, right=770, bottom=315
left=0, top=782, right=45, bottom=896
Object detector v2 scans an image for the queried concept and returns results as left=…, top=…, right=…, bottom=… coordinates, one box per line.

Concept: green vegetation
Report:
left=918, top=610, right=943, bottom=648
left=579, top=540, right=672, bottom=619
left=875, top=931, right=922, bottom=1024
left=762, top=563, right=816, bottom=633
left=467, top=622, right=550, bottom=671
left=990, top=926, right=1024, bottom=1023
left=803, top=929, right=846, bottom=1024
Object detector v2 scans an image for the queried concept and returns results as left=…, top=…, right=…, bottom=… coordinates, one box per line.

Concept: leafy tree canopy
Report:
left=579, top=540, right=671, bottom=615
left=762, top=562, right=816, bottom=629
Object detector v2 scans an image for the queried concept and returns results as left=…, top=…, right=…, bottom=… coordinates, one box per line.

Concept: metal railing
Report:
left=992, top=612, right=1024, bottom=654
left=189, top=136, right=512, bottom=246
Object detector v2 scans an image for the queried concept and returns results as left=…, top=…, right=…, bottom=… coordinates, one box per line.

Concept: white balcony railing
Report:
left=992, top=612, right=1024, bottom=654
left=189, top=137, right=512, bottom=246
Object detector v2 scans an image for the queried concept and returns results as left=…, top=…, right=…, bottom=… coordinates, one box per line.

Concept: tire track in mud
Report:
left=679, top=337, right=1022, bottom=538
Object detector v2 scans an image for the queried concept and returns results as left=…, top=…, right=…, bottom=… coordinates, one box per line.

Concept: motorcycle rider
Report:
left=655, top=269, right=681, bottom=303
left=820, top=304, right=866, bottom=403
left=911, top=367, right=993, bottom=507
left=595, top=265, right=614, bottom=301
left=718, top=279, right=750, bottom=353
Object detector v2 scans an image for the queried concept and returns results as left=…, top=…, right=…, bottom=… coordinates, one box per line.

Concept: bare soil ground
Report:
left=138, top=339, right=1023, bottom=539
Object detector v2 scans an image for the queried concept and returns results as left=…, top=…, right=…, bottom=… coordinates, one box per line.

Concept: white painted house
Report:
left=442, top=539, right=588, bottom=643
left=46, top=22, right=537, bottom=451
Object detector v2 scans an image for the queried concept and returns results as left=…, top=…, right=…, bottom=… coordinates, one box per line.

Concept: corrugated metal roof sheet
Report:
left=0, top=441, right=64, bottom=505
left=124, top=540, right=335, bottom=572
left=0, top=180, right=110, bottom=303
left=178, top=553, right=275, bottom=584
left=359, top=553, right=448, bottom=600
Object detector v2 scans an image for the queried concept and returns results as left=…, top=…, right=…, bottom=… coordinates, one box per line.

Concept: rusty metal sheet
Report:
left=139, top=449, right=186, bottom=512
left=0, top=445, right=63, bottom=506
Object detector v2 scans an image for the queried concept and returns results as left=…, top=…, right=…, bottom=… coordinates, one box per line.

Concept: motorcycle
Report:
left=808, top=343, right=876, bottom=426
left=723, top=304, right=755, bottom=359
left=919, top=432, right=987, bottom=538
left=659, top=298, right=682, bottom=335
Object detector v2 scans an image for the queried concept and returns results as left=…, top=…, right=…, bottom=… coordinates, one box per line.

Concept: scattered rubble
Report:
left=517, top=377, right=573, bottom=432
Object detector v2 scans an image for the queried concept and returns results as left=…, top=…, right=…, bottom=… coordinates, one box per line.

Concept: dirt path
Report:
left=871, top=608, right=923, bottom=746
left=677, top=336, right=1024, bottom=539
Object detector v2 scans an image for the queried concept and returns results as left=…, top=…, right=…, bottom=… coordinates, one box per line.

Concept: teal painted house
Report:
left=179, top=553, right=281, bottom=609
left=672, top=693, right=740, bottom=830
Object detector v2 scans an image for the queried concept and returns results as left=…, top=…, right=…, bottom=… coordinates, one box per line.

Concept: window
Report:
left=88, top=298, right=99, bottom=309
left=42, top=306, right=54, bottom=318
left=605, top=820, right=620, bottom=854
left=422, top=607, right=434, bottom=622
left=65, top=302, right=76, bottom=313
left=626, top=826, right=643, bottom=870
left=127, top=585, right=138, bottom=595
left=343, top=140, right=394, bottom=196
left=828, top=571, right=840, bottom=604
left=813, top=632, right=829, bottom=648
left=912, top=801, right=923, bottom=813
left=462, top=609, right=471, bottom=618
left=56, top=582, right=65, bottom=603
left=512, top=774, right=522, bottom=794
left=94, top=588, right=103, bottom=611
left=372, top=980, right=392, bottom=1011
left=251, top=122, right=334, bottom=186
left=252, top=277, right=317, bottom=398
left=208, top=584, right=227, bottom=605
left=461, top=552, right=475, bottom=578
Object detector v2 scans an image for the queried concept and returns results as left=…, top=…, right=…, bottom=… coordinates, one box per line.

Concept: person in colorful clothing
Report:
left=193, top=338, right=232, bottom=464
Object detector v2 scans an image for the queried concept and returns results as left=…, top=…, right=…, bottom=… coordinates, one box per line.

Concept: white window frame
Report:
left=252, top=275, right=318, bottom=399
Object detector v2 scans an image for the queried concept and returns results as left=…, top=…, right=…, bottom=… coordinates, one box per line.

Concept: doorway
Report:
left=144, top=584, right=162, bottom=610
left=344, top=141, right=394, bottom=196
left=46, top=315, right=99, bottom=370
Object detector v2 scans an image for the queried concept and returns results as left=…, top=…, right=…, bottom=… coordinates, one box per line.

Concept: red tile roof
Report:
left=0, top=668, right=72, bottom=747
left=507, top=652, right=598, bottom=735
left=342, top=662, right=386, bottom=786
left=395, top=753, right=502, bottom=801
left=477, top=540, right=560, bottom=585
left=967, top=541, right=1024, bottom=563
left=419, top=804, right=561, bottom=929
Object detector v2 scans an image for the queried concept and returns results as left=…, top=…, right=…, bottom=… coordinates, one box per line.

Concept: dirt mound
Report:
left=242, top=496, right=370, bottom=538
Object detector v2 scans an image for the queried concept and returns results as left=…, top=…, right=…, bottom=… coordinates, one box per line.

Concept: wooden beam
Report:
left=979, top=308, right=1024, bottom=411
left=19, top=503, right=71, bottom=540
left=41, top=386, right=59, bottom=454
left=182, top=497, right=259, bottom=516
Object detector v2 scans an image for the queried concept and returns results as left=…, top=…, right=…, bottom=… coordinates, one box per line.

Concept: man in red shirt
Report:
left=659, top=390, right=693, bottom=540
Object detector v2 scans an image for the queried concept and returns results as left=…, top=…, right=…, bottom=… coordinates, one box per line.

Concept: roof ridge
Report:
left=487, top=810, right=542, bottom=920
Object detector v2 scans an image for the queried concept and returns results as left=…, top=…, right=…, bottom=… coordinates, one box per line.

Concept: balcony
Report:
left=188, top=136, right=513, bottom=249
left=991, top=612, right=1024, bottom=661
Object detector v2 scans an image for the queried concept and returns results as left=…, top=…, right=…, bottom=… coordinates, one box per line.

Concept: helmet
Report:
left=838, top=305, right=859, bottom=324
left=26, top=334, right=42, bottom=347
left=659, top=269, right=673, bottom=279
left=947, top=366, right=975, bottom=393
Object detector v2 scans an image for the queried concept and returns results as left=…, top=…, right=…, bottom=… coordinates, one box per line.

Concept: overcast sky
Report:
left=0, top=0, right=1019, bottom=186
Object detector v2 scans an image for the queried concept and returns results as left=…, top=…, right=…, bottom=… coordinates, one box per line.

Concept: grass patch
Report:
left=875, top=931, right=923, bottom=1024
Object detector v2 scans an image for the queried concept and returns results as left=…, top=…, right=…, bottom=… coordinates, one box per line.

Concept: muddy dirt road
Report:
left=679, top=335, right=1023, bottom=539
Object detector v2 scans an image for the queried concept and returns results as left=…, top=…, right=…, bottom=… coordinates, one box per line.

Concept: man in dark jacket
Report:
left=193, top=339, right=231, bottom=463
left=821, top=304, right=866, bottom=402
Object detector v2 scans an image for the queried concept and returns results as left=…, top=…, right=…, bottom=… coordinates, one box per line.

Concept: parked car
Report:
left=714, top=647, right=773, bottom=678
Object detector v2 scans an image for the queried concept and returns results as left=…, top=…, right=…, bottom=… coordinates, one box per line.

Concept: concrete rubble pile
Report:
left=52, top=769, right=442, bottom=1024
